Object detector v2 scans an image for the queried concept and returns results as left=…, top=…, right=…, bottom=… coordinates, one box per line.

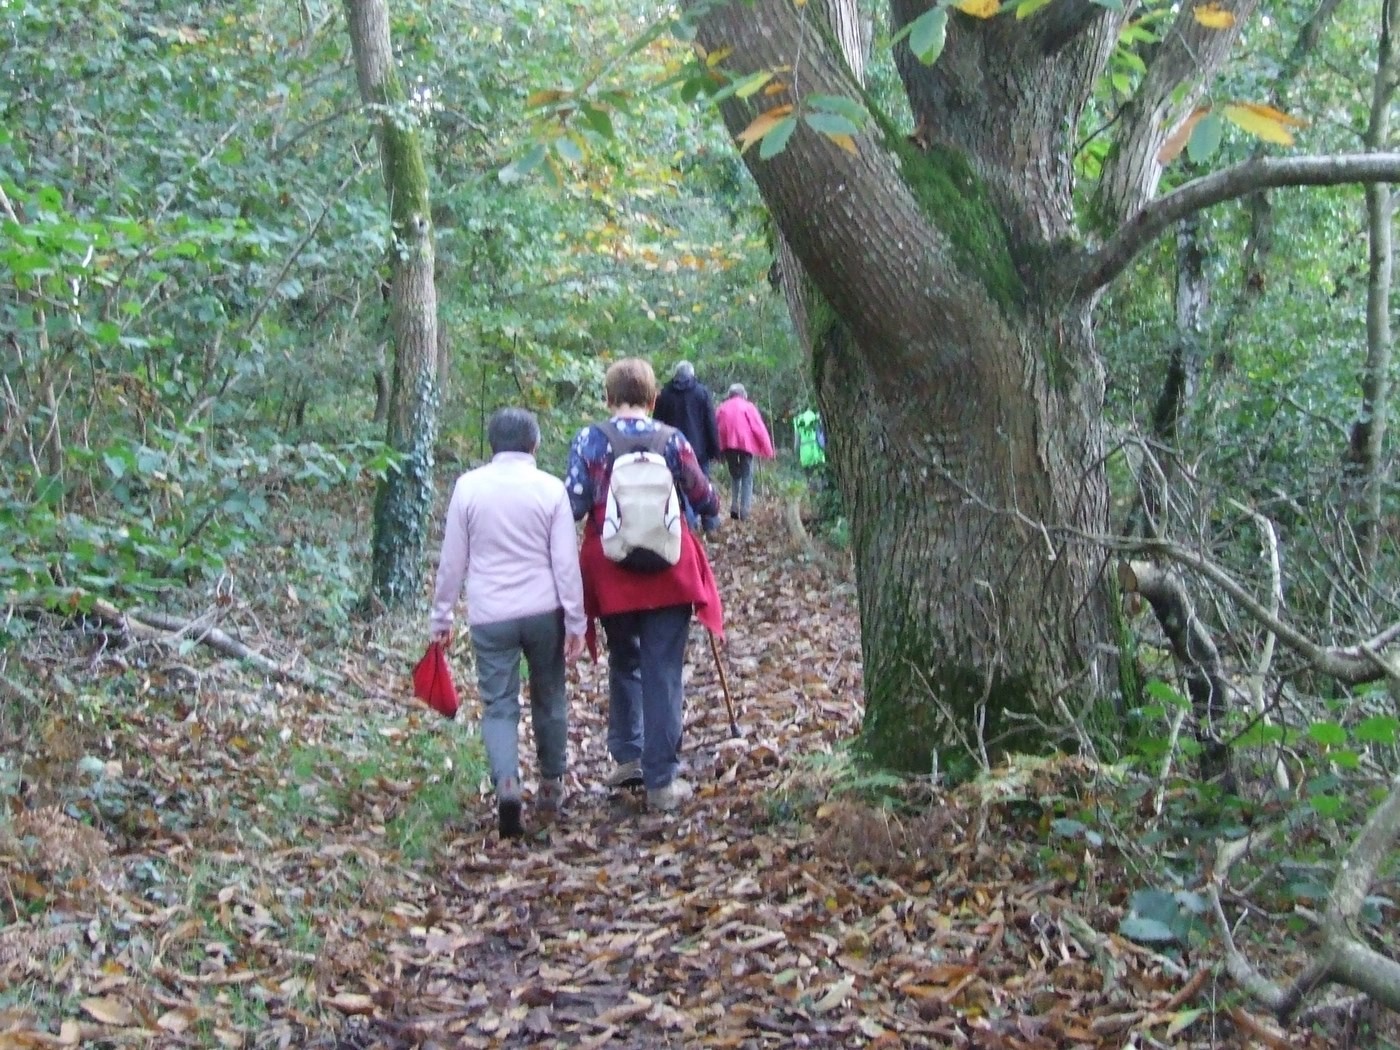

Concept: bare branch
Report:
left=1137, top=537, right=1400, bottom=684
left=1071, top=153, right=1400, bottom=298
left=1211, top=775, right=1400, bottom=1017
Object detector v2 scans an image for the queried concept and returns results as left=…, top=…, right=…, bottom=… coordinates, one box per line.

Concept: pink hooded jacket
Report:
left=715, top=395, right=776, bottom=459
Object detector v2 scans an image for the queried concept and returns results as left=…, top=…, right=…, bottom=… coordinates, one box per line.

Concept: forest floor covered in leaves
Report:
left=0, top=503, right=1377, bottom=1048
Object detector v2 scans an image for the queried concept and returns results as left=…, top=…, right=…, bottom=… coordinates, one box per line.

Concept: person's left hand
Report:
left=564, top=633, right=586, bottom=663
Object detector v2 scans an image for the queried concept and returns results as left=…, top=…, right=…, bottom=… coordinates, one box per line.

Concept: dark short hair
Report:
left=605, top=358, right=657, bottom=409
left=487, top=407, right=540, bottom=455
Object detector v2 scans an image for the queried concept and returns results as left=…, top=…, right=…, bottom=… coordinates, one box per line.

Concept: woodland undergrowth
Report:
left=0, top=480, right=1395, bottom=1049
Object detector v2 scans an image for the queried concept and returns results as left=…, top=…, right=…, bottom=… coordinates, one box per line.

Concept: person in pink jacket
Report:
left=714, top=383, right=776, bottom=521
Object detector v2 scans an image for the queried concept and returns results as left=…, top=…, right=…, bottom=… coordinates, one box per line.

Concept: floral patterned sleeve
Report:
left=668, top=432, right=719, bottom=518
left=565, top=425, right=605, bottom=523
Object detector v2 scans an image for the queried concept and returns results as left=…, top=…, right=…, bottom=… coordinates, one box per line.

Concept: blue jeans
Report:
left=470, top=609, right=569, bottom=786
left=600, top=604, right=692, bottom=789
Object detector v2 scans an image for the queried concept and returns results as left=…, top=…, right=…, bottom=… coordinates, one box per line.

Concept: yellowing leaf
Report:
left=1220, top=101, right=1305, bottom=145
left=735, top=71, right=775, bottom=100
left=525, top=89, right=567, bottom=108
left=736, top=105, right=794, bottom=152
left=955, top=0, right=1001, bottom=17
left=1157, top=106, right=1211, bottom=164
left=826, top=133, right=858, bottom=154
left=1192, top=3, right=1235, bottom=28
left=704, top=47, right=732, bottom=68
left=763, top=81, right=790, bottom=96
left=81, top=996, right=136, bottom=1026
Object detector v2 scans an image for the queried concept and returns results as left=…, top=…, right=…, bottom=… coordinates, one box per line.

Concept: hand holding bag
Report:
left=412, top=641, right=460, bottom=718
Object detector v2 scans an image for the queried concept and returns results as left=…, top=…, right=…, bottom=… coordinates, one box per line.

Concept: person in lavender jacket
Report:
left=714, top=383, right=776, bottom=521
left=430, top=407, right=586, bottom=839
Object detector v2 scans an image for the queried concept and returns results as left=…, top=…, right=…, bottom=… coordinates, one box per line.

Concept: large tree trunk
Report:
left=693, top=1, right=1120, bottom=770
left=693, top=0, right=1400, bottom=771
left=344, top=0, right=440, bottom=609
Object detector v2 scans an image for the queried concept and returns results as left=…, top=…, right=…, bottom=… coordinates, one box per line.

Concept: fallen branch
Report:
left=1209, top=773, right=1400, bottom=1019
left=84, top=598, right=341, bottom=692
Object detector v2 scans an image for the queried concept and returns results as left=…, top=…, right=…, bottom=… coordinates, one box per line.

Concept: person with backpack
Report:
left=653, top=360, right=722, bottom=534
left=430, top=407, right=587, bottom=839
left=714, top=383, right=775, bottom=521
left=565, top=358, right=724, bottom=811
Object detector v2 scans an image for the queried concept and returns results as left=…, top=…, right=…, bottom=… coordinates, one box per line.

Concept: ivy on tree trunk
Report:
left=343, top=0, right=440, bottom=610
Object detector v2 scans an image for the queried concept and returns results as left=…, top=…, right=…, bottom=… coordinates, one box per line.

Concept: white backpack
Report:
left=598, top=421, right=682, bottom=572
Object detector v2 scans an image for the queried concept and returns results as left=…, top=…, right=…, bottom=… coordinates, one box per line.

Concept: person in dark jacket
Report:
left=653, top=361, right=721, bottom=533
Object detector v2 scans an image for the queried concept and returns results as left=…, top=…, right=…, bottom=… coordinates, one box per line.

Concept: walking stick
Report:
left=708, top=629, right=741, bottom=738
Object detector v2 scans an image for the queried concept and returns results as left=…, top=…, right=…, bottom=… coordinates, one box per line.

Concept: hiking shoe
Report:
left=538, top=776, right=566, bottom=813
left=604, top=760, right=643, bottom=788
left=646, top=777, right=694, bottom=811
left=497, top=776, right=523, bottom=838
left=730, top=510, right=740, bottom=520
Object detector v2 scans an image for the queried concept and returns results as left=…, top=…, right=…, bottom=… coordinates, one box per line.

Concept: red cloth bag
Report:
left=412, top=641, right=459, bottom=718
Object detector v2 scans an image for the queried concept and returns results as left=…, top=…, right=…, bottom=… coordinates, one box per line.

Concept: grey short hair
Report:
left=675, top=361, right=695, bottom=379
left=727, top=383, right=747, bottom=399
left=487, top=407, right=540, bottom=455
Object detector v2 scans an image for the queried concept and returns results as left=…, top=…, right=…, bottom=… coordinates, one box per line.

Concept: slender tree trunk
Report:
left=1347, top=0, right=1398, bottom=569
left=344, top=0, right=440, bottom=609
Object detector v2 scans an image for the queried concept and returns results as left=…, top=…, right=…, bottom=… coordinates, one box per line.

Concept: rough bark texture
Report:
left=344, top=0, right=440, bottom=610
left=691, top=0, right=1400, bottom=771
left=695, top=0, right=1117, bottom=770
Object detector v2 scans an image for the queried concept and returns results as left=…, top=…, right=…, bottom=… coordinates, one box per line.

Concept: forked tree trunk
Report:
left=344, top=0, right=440, bottom=609
left=694, top=0, right=1400, bottom=771
left=694, top=0, right=1119, bottom=770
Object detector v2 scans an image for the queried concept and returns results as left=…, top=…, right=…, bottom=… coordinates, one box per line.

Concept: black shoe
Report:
left=730, top=510, right=739, bottom=520
left=498, top=777, right=524, bottom=838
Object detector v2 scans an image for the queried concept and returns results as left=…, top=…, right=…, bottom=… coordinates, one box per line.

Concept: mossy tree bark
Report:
left=344, top=0, right=440, bottom=609
left=691, top=0, right=1400, bottom=771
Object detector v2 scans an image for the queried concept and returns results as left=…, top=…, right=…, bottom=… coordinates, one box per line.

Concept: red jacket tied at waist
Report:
left=579, top=526, right=723, bottom=656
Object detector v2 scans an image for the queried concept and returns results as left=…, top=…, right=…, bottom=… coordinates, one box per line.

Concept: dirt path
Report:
left=333, top=511, right=873, bottom=1048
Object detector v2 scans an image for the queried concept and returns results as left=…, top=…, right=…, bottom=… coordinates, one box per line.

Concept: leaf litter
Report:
left=0, top=506, right=1342, bottom=1048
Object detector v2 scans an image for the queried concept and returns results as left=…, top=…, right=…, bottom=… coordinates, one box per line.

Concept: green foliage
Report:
left=1, top=429, right=397, bottom=611
left=2, top=0, right=790, bottom=627
left=1118, top=887, right=1210, bottom=948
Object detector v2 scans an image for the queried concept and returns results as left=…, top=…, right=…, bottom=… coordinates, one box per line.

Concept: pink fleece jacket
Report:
left=716, top=396, right=776, bottom=458
left=431, top=452, right=586, bottom=637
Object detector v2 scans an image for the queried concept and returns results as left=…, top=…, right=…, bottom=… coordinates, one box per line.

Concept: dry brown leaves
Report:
left=0, top=507, right=1335, bottom=1048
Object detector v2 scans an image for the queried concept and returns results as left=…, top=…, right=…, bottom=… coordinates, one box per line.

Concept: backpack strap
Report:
left=597, top=419, right=672, bottom=460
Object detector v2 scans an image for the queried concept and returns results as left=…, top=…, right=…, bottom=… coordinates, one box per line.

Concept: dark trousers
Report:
left=600, top=603, right=692, bottom=789
left=723, top=451, right=754, bottom=518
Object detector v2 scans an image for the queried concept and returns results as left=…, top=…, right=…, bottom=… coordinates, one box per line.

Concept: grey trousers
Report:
left=723, top=451, right=754, bottom=518
left=600, top=604, right=692, bottom=790
left=470, top=608, right=568, bottom=787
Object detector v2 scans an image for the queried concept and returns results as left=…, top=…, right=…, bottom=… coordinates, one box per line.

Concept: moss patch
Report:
left=860, top=662, right=1050, bottom=780
left=866, top=104, right=1023, bottom=318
